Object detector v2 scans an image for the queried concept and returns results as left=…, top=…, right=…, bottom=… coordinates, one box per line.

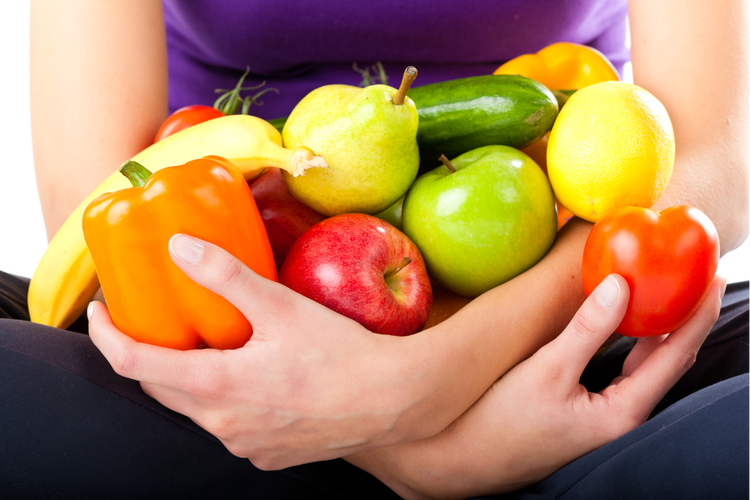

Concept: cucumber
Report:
left=409, top=75, right=558, bottom=162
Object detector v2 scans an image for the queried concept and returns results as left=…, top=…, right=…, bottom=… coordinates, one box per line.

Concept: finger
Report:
left=168, top=234, right=299, bottom=330
left=621, top=334, right=667, bottom=377
left=540, top=274, right=630, bottom=386
left=141, top=381, right=201, bottom=418
left=616, top=275, right=726, bottom=414
left=140, top=381, right=225, bottom=440
left=88, top=301, right=224, bottom=393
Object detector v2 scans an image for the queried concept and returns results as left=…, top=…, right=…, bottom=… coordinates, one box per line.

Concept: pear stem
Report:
left=439, top=154, right=456, bottom=173
left=384, top=257, right=412, bottom=280
left=392, top=66, right=418, bottom=105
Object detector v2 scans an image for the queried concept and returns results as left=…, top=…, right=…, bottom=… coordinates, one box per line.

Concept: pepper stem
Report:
left=392, top=66, right=418, bottom=105
left=119, top=161, right=153, bottom=188
left=438, top=154, right=456, bottom=173
left=384, top=257, right=412, bottom=280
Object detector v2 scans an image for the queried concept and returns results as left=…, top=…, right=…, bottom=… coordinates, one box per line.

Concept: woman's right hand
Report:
left=88, top=219, right=597, bottom=470
left=88, top=234, right=464, bottom=469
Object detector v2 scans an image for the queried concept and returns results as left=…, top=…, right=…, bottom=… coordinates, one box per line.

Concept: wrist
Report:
left=364, top=219, right=594, bottom=447
left=357, top=328, right=454, bottom=447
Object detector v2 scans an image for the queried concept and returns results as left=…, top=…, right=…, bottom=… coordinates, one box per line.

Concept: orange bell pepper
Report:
left=83, top=155, right=277, bottom=350
left=493, top=42, right=619, bottom=91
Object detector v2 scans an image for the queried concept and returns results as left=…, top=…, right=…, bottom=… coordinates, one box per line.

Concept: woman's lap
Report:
left=487, top=374, right=749, bottom=500
left=2, top=271, right=747, bottom=498
left=0, top=271, right=397, bottom=499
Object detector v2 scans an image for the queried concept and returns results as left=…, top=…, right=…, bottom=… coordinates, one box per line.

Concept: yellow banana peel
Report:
left=29, top=114, right=327, bottom=329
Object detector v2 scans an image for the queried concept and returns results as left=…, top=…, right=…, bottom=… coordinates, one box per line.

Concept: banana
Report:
left=29, top=114, right=327, bottom=329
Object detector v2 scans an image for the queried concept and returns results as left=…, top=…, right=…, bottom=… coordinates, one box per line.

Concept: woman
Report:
left=2, top=0, right=746, bottom=498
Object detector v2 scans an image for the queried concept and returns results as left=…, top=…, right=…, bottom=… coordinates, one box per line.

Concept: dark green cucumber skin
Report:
left=409, top=75, right=558, bottom=161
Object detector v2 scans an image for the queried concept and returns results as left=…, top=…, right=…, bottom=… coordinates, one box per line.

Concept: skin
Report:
left=89, top=225, right=594, bottom=469
left=347, top=276, right=726, bottom=499
left=31, top=0, right=748, bottom=496
left=633, top=0, right=749, bottom=250
left=31, top=0, right=168, bottom=240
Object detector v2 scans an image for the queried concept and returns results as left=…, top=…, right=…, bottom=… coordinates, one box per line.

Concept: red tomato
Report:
left=153, top=105, right=224, bottom=143
left=582, top=205, right=719, bottom=337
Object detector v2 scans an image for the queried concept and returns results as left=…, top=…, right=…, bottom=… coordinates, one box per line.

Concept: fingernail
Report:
left=719, top=276, right=728, bottom=300
left=87, top=302, right=94, bottom=320
left=169, top=234, right=204, bottom=264
left=595, top=275, right=621, bottom=309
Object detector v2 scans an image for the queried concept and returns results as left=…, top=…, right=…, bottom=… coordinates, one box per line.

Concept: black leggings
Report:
left=1, top=271, right=747, bottom=499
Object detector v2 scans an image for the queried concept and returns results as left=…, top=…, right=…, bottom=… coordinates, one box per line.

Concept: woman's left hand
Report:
left=347, top=274, right=727, bottom=500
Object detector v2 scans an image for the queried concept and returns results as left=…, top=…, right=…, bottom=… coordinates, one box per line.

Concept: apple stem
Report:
left=384, top=257, right=412, bottom=280
left=392, top=66, right=418, bottom=105
left=439, top=154, right=456, bottom=173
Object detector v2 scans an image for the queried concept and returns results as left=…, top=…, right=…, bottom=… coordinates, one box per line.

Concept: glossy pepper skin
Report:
left=83, top=156, right=277, bottom=350
left=494, top=42, right=619, bottom=91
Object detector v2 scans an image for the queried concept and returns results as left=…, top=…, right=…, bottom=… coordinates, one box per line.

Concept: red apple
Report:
left=279, top=213, right=432, bottom=336
left=249, top=168, right=327, bottom=270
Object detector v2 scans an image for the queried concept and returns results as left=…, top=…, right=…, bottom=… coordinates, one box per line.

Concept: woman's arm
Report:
left=87, top=0, right=746, bottom=478
left=345, top=0, right=748, bottom=495
left=41, top=0, right=590, bottom=466
left=30, top=0, right=167, bottom=240
left=87, top=3, right=748, bottom=466
left=346, top=276, right=726, bottom=500
left=633, top=0, right=749, bottom=253
left=87, top=221, right=589, bottom=469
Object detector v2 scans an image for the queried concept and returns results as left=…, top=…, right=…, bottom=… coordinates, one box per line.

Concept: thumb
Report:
left=541, top=274, right=630, bottom=386
left=168, top=233, right=296, bottom=330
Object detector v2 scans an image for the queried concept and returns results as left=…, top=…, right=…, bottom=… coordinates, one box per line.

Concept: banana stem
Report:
left=392, top=66, right=418, bottom=105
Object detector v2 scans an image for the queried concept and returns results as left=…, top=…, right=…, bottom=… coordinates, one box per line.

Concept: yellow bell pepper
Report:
left=494, top=42, right=619, bottom=91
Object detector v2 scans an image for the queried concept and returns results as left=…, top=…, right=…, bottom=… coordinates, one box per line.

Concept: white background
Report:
left=1, top=2, right=748, bottom=283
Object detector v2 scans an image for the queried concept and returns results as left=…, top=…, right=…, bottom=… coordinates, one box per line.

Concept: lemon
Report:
left=547, top=81, right=675, bottom=222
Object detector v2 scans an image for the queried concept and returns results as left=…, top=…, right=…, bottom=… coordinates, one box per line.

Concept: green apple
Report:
left=402, top=145, right=556, bottom=297
left=374, top=194, right=405, bottom=231
left=282, top=68, right=420, bottom=216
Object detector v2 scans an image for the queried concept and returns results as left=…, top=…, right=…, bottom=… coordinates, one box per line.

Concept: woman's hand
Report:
left=87, top=218, right=598, bottom=474
left=88, top=235, right=433, bottom=470
left=87, top=218, right=596, bottom=470
left=347, top=274, right=727, bottom=500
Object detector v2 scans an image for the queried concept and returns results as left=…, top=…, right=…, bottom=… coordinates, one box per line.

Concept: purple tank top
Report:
left=163, top=0, right=629, bottom=119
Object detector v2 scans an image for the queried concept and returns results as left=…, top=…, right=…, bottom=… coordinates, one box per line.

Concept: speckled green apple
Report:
left=402, top=145, right=557, bottom=297
left=281, top=68, right=420, bottom=216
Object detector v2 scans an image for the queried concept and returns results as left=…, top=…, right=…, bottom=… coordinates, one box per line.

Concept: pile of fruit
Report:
left=28, top=43, right=719, bottom=349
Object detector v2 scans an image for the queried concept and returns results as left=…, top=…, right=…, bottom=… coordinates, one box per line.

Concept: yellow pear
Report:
left=282, top=67, right=420, bottom=216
